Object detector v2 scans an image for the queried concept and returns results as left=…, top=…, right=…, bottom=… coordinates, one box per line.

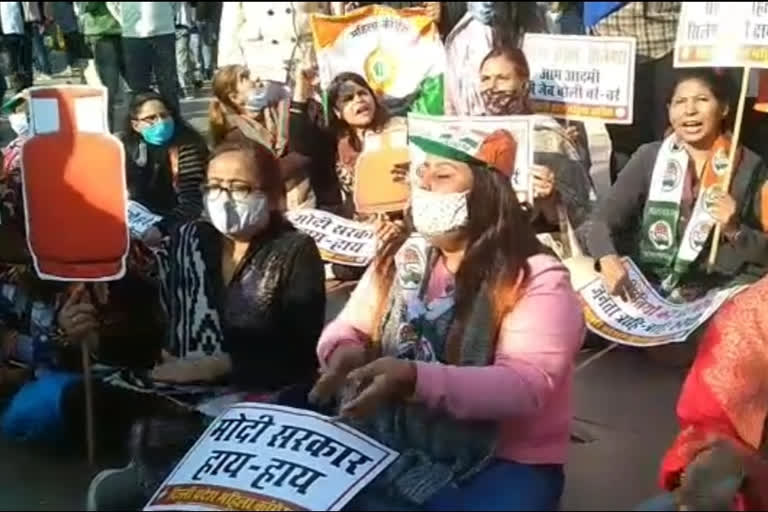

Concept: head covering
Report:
left=408, top=121, right=518, bottom=177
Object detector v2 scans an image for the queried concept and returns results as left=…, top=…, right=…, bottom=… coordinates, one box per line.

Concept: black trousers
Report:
left=90, top=35, right=125, bottom=131
left=122, top=34, right=180, bottom=114
left=3, top=33, right=33, bottom=92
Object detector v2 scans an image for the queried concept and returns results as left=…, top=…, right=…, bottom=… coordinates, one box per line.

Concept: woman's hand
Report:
left=390, top=162, right=410, bottom=184
left=151, top=353, right=231, bottom=384
left=707, top=189, right=738, bottom=228
left=374, top=217, right=406, bottom=249
left=531, top=164, right=556, bottom=200
left=309, top=344, right=367, bottom=406
left=57, top=285, right=100, bottom=345
left=338, top=357, right=417, bottom=419
left=676, top=441, right=745, bottom=511
left=424, top=2, right=442, bottom=23
left=599, top=255, right=634, bottom=301
left=564, top=125, right=581, bottom=143
left=293, top=62, right=318, bottom=104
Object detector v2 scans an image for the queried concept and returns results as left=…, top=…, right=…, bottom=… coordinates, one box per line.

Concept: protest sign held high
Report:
left=674, top=2, right=768, bottom=68
left=286, top=209, right=377, bottom=267
left=144, top=404, right=398, bottom=512
left=21, top=86, right=128, bottom=282
left=522, top=34, right=636, bottom=124
left=310, top=5, right=445, bottom=116
left=408, top=113, right=534, bottom=204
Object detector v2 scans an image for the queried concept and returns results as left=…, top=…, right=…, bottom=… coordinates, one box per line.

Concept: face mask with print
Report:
left=411, top=187, right=469, bottom=238
left=140, top=118, right=175, bottom=146
left=245, top=81, right=286, bottom=112
left=8, top=112, right=29, bottom=136
left=481, top=88, right=527, bottom=116
left=467, top=2, right=495, bottom=24
left=206, top=190, right=270, bottom=238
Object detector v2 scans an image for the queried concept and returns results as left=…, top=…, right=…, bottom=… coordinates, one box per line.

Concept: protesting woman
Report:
left=122, top=92, right=208, bottom=245
left=209, top=64, right=340, bottom=211
left=659, top=274, right=768, bottom=510
left=310, top=124, right=585, bottom=510
left=585, top=68, right=768, bottom=303
left=478, top=45, right=595, bottom=245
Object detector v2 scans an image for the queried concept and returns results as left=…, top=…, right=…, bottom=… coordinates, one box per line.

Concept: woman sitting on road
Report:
left=209, top=64, right=340, bottom=211
left=659, top=274, right=768, bottom=510
left=121, top=92, right=209, bottom=246
left=478, top=45, right=595, bottom=255
left=585, top=68, right=768, bottom=302
left=310, top=125, right=585, bottom=510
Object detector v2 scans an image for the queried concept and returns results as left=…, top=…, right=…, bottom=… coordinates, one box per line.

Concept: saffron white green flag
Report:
left=310, top=5, right=445, bottom=116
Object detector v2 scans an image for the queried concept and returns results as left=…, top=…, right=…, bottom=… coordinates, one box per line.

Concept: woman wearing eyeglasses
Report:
left=121, top=91, right=209, bottom=246
left=148, top=138, right=326, bottom=400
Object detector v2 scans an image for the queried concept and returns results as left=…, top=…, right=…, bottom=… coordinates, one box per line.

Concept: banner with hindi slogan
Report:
left=408, top=113, right=534, bottom=204
left=674, top=2, right=768, bottom=68
left=285, top=209, right=376, bottom=267
left=576, top=258, right=744, bottom=347
left=310, top=5, right=445, bottom=116
left=522, top=34, right=636, bottom=124
left=144, top=403, right=398, bottom=512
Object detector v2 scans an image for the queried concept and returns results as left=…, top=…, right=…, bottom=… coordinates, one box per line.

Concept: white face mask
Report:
left=205, top=191, right=270, bottom=238
left=411, top=187, right=469, bottom=238
left=8, top=112, right=28, bottom=136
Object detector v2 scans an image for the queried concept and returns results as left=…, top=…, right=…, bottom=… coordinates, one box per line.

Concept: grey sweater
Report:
left=584, top=142, right=768, bottom=284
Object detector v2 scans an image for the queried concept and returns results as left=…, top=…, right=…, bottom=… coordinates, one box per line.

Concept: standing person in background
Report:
left=193, top=1, right=220, bottom=81
left=1, top=2, right=32, bottom=92
left=50, top=1, right=85, bottom=76
left=25, top=1, right=51, bottom=81
left=77, top=1, right=123, bottom=131
left=217, top=2, right=330, bottom=88
left=174, top=1, right=200, bottom=99
left=110, top=1, right=179, bottom=114
left=587, top=2, right=681, bottom=168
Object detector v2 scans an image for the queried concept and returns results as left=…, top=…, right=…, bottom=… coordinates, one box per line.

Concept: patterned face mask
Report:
left=411, top=187, right=469, bottom=238
left=481, top=88, right=527, bottom=116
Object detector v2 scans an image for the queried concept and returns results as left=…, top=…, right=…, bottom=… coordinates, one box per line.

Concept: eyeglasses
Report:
left=202, top=181, right=257, bottom=201
left=135, top=111, right=172, bottom=124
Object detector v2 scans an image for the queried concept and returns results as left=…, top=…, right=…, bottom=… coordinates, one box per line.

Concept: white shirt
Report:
left=0, top=2, right=25, bottom=35
left=111, top=2, right=176, bottom=38
left=218, top=2, right=330, bottom=83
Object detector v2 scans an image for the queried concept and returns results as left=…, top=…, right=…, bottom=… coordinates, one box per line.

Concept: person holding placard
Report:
left=326, top=72, right=408, bottom=280
left=121, top=91, right=208, bottom=246
left=310, top=126, right=584, bottom=510
left=209, top=64, right=341, bottom=212
left=584, top=69, right=768, bottom=355
left=478, top=45, right=595, bottom=237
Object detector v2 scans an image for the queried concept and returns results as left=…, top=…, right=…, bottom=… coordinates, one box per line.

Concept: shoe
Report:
left=86, top=461, right=145, bottom=511
left=35, top=73, right=52, bottom=82
left=180, top=89, right=194, bottom=100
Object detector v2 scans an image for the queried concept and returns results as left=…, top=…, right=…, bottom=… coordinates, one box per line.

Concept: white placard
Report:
left=674, top=2, right=768, bottom=68
left=577, top=258, right=744, bottom=346
left=286, top=209, right=376, bottom=267
left=144, top=403, right=398, bottom=512
left=522, top=34, right=636, bottom=124
left=127, top=201, right=162, bottom=238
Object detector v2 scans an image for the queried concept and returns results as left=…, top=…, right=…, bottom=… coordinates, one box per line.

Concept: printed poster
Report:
left=522, top=34, right=636, bottom=124
left=674, top=2, right=768, bottom=68
left=144, top=403, right=398, bottom=512
left=286, top=209, right=377, bottom=267
left=577, top=258, right=744, bottom=347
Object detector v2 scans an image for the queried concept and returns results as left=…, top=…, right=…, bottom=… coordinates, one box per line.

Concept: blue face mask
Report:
left=467, top=2, right=495, bottom=24
left=245, top=81, right=286, bottom=112
left=140, top=118, right=175, bottom=146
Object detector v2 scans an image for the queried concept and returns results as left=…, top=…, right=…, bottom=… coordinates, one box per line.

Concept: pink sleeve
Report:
left=316, top=268, right=379, bottom=368
left=413, top=258, right=585, bottom=420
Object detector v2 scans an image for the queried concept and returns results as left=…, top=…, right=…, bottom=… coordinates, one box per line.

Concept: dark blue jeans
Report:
left=122, top=34, right=179, bottom=114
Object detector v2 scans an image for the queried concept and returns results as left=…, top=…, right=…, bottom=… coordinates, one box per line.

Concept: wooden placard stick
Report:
left=82, top=333, right=96, bottom=465
left=707, top=66, right=751, bottom=271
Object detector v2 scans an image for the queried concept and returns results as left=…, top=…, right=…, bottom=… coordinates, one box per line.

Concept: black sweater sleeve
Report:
left=158, top=142, right=206, bottom=232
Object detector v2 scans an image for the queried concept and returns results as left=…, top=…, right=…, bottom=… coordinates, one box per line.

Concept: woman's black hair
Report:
left=326, top=72, right=389, bottom=152
left=122, top=91, right=205, bottom=147
left=667, top=68, right=735, bottom=108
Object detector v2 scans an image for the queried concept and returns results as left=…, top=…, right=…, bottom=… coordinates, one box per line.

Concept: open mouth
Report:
left=681, top=120, right=703, bottom=128
left=354, top=104, right=370, bottom=115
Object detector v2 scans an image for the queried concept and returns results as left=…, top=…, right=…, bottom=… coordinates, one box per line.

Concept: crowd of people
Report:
left=0, top=2, right=767, bottom=511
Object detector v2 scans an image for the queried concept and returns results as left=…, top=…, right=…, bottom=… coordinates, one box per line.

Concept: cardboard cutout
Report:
left=353, top=122, right=410, bottom=214
left=21, top=86, right=128, bottom=281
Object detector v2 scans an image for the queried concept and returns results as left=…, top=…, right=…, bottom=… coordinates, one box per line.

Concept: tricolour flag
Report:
left=310, top=5, right=445, bottom=116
